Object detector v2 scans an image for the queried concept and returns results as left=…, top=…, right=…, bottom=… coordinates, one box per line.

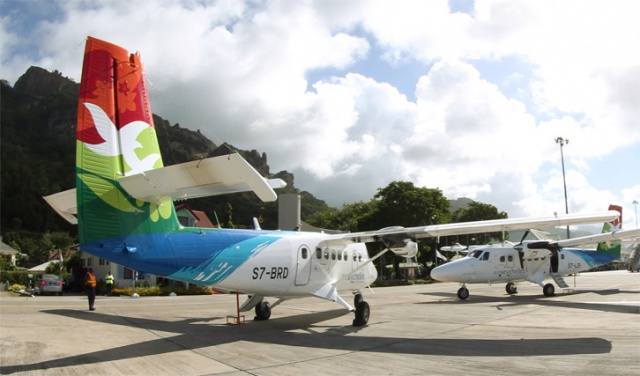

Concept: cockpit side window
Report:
left=469, top=250, right=484, bottom=258
left=482, top=252, right=490, bottom=261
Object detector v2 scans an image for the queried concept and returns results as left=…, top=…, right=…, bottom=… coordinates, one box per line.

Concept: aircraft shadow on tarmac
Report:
left=1, top=307, right=613, bottom=374
left=419, top=289, right=640, bottom=315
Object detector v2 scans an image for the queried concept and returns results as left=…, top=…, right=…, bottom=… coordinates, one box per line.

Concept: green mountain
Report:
left=1, top=67, right=329, bottom=236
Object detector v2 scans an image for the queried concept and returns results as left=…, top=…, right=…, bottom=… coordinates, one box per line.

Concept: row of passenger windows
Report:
left=499, top=255, right=515, bottom=263
left=299, top=247, right=364, bottom=262
left=470, top=251, right=518, bottom=263
left=469, top=252, right=566, bottom=263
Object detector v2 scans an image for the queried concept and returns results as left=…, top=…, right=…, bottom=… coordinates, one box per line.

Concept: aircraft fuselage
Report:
left=80, top=227, right=377, bottom=297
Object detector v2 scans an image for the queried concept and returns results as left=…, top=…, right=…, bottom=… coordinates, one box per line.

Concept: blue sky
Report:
left=1, top=0, right=639, bottom=229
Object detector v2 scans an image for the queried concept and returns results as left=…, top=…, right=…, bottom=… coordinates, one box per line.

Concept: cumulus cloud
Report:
left=1, top=0, right=638, bottom=228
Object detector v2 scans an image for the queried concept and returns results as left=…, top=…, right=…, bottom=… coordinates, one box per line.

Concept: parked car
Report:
left=36, top=274, right=64, bottom=296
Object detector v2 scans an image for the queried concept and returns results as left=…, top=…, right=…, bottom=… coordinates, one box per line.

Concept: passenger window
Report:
left=301, top=247, right=308, bottom=259
left=331, top=249, right=336, bottom=260
left=508, top=255, right=513, bottom=262
left=344, top=251, right=348, bottom=261
left=324, top=249, right=329, bottom=260
left=358, top=254, right=363, bottom=262
left=316, top=248, right=322, bottom=259
left=500, top=256, right=505, bottom=263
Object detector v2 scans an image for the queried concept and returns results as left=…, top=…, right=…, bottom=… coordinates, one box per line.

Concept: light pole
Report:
left=555, top=137, right=570, bottom=238
left=634, top=200, right=638, bottom=228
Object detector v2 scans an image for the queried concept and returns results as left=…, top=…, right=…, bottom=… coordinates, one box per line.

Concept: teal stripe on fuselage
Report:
left=80, top=229, right=289, bottom=285
left=564, top=249, right=620, bottom=269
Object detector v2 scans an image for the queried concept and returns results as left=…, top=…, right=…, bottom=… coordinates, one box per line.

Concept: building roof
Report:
left=29, top=260, right=58, bottom=271
left=175, top=204, right=217, bottom=228
left=0, top=241, right=19, bottom=255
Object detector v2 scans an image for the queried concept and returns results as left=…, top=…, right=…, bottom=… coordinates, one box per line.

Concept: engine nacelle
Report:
left=389, top=240, right=418, bottom=258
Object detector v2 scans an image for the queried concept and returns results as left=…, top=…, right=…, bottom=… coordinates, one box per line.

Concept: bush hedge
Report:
left=110, top=285, right=213, bottom=296
left=1, top=271, right=44, bottom=287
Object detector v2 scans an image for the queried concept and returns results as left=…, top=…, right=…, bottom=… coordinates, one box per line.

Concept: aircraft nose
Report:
left=430, top=263, right=454, bottom=282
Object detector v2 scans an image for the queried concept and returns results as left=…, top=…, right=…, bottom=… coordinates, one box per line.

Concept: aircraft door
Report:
left=294, top=245, right=312, bottom=286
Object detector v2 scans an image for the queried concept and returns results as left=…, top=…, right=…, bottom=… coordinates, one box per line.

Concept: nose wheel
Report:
left=457, top=286, right=469, bottom=300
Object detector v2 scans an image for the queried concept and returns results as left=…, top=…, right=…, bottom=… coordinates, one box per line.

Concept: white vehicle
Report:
left=431, top=206, right=640, bottom=299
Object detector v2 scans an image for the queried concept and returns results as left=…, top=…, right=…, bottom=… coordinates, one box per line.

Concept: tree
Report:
left=371, top=181, right=450, bottom=228
left=370, top=181, right=451, bottom=279
left=307, top=201, right=377, bottom=232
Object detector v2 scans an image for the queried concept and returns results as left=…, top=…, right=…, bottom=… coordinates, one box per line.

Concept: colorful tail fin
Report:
left=596, top=204, right=622, bottom=256
left=76, top=37, right=178, bottom=244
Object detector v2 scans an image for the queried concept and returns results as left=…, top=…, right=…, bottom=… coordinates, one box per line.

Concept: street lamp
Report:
left=555, top=137, right=570, bottom=238
left=634, top=200, right=638, bottom=228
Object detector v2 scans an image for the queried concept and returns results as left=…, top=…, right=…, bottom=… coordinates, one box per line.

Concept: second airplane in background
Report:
left=431, top=205, right=640, bottom=299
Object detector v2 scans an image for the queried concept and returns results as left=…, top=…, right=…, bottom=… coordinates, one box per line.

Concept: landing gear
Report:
left=457, top=286, right=469, bottom=300
left=543, top=283, right=555, bottom=297
left=353, top=301, right=370, bottom=327
left=354, top=293, right=363, bottom=307
left=254, top=300, right=271, bottom=321
left=351, top=293, right=369, bottom=327
left=505, top=282, right=518, bottom=295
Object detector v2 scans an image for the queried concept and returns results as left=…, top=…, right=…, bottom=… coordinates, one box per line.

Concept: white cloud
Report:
left=2, top=0, right=639, bottom=229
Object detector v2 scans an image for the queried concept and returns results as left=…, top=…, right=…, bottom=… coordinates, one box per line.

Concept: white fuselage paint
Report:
left=215, top=234, right=377, bottom=298
left=431, top=246, right=602, bottom=287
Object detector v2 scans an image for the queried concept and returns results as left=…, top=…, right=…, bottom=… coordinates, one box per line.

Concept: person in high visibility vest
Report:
left=84, top=268, right=96, bottom=311
left=105, top=271, right=114, bottom=296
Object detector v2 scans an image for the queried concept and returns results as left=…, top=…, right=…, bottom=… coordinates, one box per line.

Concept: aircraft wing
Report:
left=118, top=153, right=286, bottom=203
left=555, top=228, right=640, bottom=248
left=324, top=211, right=621, bottom=245
left=43, top=189, right=78, bottom=224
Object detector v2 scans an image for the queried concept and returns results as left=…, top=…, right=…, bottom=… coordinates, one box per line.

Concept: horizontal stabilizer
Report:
left=118, top=153, right=286, bottom=203
left=43, top=189, right=78, bottom=224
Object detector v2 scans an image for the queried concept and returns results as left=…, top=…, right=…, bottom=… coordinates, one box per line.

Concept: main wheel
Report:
left=254, top=300, right=271, bottom=321
left=505, top=282, right=518, bottom=295
left=457, top=287, right=469, bottom=300
left=354, top=293, right=363, bottom=307
left=543, top=283, right=555, bottom=297
left=352, top=301, right=370, bottom=327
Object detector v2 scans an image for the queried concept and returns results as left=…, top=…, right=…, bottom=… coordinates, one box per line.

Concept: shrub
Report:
left=1, top=271, right=43, bottom=287
left=9, top=283, right=26, bottom=291
left=110, top=285, right=213, bottom=296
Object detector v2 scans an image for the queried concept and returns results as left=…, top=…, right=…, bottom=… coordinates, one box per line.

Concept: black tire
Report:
left=543, top=283, right=555, bottom=297
left=352, top=301, right=370, bottom=327
left=354, top=293, right=363, bottom=307
left=505, top=282, right=518, bottom=295
left=254, top=300, right=271, bottom=321
left=457, top=287, right=469, bottom=300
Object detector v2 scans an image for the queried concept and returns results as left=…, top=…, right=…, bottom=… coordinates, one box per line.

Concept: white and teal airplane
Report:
left=45, top=37, right=624, bottom=326
left=431, top=205, right=640, bottom=300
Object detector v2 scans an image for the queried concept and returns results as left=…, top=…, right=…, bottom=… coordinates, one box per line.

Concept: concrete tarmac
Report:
left=1, top=270, right=638, bottom=375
